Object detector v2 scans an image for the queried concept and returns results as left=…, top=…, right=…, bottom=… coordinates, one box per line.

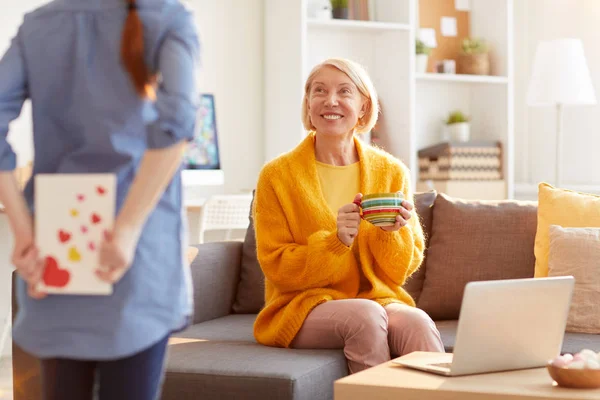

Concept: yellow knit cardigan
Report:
left=253, top=133, right=425, bottom=348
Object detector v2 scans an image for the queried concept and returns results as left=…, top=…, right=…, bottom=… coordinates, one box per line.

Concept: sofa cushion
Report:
left=433, top=319, right=600, bottom=355
left=232, top=191, right=265, bottom=314
left=163, top=315, right=348, bottom=400
left=435, top=320, right=459, bottom=353
left=561, top=332, right=600, bottom=355
left=548, top=225, right=600, bottom=334
left=190, top=242, right=242, bottom=324
left=417, top=194, right=537, bottom=320
left=402, top=190, right=437, bottom=302
left=534, top=183, right=600, bottom=277
left=414, top=191, right=436, bottom=242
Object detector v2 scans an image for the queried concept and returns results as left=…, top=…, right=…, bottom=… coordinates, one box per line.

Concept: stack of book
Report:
left=418, top=141, right=503, bottom=181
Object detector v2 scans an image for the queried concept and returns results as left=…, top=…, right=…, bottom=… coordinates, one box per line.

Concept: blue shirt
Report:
left=0, top=0, right=200, bottom=359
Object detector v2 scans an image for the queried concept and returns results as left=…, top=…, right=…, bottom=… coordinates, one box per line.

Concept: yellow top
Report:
left=315, top=160, right=360, bottom=213
left=253, top=132, right=425, bottom=348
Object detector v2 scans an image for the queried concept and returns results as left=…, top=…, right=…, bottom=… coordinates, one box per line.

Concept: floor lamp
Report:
left=526, top=39, right=596, bottom=187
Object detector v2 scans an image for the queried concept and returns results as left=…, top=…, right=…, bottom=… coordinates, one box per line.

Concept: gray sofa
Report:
left=12, top=191, right=600, bottom=400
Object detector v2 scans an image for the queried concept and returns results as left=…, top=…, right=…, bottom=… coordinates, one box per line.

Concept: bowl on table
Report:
left=547, top=349, right=600, bottom=389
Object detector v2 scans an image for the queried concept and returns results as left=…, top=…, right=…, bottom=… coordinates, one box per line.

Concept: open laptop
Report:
left=392, top=276, right=575, bottom=376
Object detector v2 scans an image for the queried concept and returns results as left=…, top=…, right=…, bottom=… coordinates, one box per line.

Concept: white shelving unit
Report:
left=264, top=0, right=515, bottom=198
left=416, top=73, right=509, bottom=84
left=415, top=0, right=514, bottom=199
left=306, top=19, right=411, bottom=32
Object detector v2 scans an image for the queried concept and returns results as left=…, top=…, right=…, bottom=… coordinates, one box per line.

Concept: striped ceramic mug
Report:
left=354, top=192, right=404, bottom=227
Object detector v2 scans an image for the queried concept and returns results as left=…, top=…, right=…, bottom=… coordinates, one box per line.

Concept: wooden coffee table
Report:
left=335, top=352, right=600, bottom=400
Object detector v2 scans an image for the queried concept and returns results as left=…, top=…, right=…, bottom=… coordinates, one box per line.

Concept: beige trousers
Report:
left=291, top=299, right=445, bottom=373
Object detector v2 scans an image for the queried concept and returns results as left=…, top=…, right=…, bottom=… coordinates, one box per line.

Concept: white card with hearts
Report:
left=35, top=174, right=116, bottom=295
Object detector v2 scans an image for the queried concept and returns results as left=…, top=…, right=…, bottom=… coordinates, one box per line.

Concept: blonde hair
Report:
left=301, top=58, right=379, bottom=135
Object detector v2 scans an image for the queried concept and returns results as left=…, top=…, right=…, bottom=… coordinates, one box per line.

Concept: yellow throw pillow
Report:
left=534, top=183, right=600, bottom=277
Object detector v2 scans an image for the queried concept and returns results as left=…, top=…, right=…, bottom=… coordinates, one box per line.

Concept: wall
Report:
left=514, top=0, right=600, bottom=200
left=0, top=0, right=264, bottom=357
left=183, top=0, right=264, bottom=243
left=187, top=0, right=264, bottom=197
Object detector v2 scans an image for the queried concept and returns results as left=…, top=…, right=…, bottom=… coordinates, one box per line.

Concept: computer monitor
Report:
left=182, top=93, right=224, bottom=186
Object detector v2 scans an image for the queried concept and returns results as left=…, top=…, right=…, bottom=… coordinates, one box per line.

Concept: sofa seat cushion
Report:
left=561, top=332, right=600, bottom=355
left=434, top=320, right=600, bottom=356
left=162, top=315, right=348, bottom=400
left=435, top=320, right=459, bottom=353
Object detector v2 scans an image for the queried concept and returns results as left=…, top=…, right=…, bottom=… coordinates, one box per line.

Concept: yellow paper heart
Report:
left=70, top=209, right=79, bottom=217
left=68, top=247, right=81, bottom=263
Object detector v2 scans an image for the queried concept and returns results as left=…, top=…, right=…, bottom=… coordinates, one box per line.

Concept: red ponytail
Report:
left=121, top=0, right=156, bottom=99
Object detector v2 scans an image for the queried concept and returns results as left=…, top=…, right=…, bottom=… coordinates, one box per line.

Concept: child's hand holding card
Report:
left=35, top=174, right=117, bottom=295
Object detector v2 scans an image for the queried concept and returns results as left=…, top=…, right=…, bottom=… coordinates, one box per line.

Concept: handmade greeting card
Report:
left=35, top=174, right=116, bottom=295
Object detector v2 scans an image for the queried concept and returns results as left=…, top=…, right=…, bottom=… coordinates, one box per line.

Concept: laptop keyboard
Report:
left=429, top=362, right=452, bottom=369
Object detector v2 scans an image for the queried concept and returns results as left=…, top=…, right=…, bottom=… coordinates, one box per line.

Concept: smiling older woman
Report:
left=253, top=58, right=444, bottom=373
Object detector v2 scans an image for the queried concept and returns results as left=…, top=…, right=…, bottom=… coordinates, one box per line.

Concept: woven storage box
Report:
left=457, top=53, right=490, bottom=75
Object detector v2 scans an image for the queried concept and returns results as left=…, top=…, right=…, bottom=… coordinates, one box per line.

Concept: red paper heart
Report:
left=77, top=194, right=85, bottom=202
left=88, top=242, right=96, bottom=251
left=96, top=186, right=106, bottom=195
left=91, top=213, right=102, bottom=224
left=58, top=230, right=71, bottom=243
left=43, top=256, right=71, bottom=288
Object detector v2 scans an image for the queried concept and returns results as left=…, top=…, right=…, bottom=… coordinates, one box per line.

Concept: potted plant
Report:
left=458, top=37, right=490, bottom=75
left=445, top=110, right=470, bottom=142
left=330, top=0, right=349, bottom=19
left=416, top=39, right=431, bottom=73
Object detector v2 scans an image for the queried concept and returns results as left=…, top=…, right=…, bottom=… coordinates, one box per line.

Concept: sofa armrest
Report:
left=189, top=241, right=242, bottom=324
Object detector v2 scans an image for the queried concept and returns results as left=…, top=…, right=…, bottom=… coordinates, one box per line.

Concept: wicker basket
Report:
left=457, top=53, right=490, bottom=75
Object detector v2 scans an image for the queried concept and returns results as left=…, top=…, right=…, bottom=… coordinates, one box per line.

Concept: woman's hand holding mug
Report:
left=353, top=192, right=414, bottom=233
left=337, top=193, right=363, bottom=247
left=380, top=200, right=414, bottom=232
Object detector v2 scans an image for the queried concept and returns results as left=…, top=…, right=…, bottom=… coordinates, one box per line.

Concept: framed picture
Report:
left=184, top=93, right=221, bottom=170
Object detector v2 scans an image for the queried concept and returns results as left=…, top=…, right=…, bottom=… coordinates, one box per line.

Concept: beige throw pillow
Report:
left=548, top=225, right=600, bottom=334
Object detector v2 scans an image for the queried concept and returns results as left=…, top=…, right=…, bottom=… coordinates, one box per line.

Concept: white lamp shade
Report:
left=527, top=39, right=597, bottom=106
